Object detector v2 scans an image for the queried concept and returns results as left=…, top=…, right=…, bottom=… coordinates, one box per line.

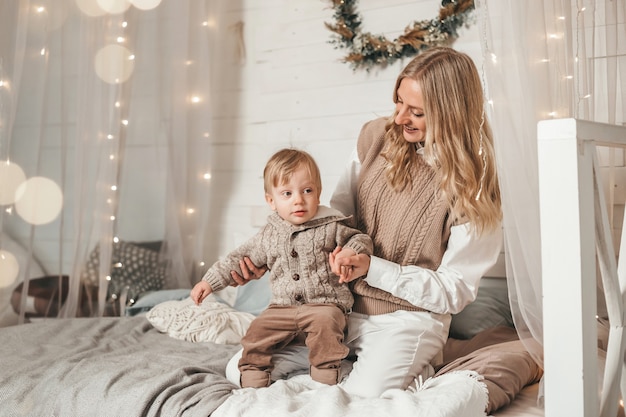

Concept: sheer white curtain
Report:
left=478, top=0, right=625, bottom=387
left=0, top=0, right=230, bottom=322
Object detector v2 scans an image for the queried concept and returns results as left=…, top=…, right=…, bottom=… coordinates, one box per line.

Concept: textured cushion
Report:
left=81, top=241, right=167, bottom=306
left=146, top=296, right=255, bottom=345
left=436, top=327, right=543, bottom=414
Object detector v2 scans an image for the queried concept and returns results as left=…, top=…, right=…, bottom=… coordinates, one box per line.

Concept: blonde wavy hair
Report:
left=382, top=47, right=501, bottom=236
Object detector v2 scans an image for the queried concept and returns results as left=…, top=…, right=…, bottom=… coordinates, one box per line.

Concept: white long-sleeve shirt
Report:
left=330, top=148, right=503, bottom=315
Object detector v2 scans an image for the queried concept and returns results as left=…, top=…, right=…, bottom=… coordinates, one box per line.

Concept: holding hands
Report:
left=330, top=246, right=371, bottom=283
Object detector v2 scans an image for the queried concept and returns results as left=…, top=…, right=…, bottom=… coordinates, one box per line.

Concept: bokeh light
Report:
left=0, top=161, right=26, bottom=205
left=97, top=0, right=131, bottom=14
left=0, top=250, right=19, bottom=288
left=14, top=177, right=64, bottom=225
left=130, top=0, right=162, bottom=11
left=94, top=44, right=135, bottom=84
left=75, top=0, right=106, bottom=17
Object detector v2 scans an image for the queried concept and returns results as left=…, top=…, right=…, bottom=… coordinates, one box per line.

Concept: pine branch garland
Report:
left=326, top=0, right=475, bottom=70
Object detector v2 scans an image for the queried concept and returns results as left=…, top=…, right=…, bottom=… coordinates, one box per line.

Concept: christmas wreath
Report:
left=325, top=0, right=475, bottom=70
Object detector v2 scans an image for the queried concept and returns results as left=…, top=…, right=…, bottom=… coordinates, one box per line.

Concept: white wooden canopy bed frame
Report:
left=538, top=118, right=626, bottom=417
left=12, top=119, right=626, bottom=416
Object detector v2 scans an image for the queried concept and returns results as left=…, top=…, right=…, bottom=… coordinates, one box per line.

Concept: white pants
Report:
left=226, top=310, right=450, bottom=398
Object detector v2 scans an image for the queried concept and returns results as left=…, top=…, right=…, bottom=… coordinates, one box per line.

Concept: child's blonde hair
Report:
left=263, top=148, right=322, bottom=196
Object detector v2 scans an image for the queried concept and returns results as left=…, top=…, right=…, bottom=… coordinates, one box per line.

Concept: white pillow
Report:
left=146, top=296, right=255, bottom=345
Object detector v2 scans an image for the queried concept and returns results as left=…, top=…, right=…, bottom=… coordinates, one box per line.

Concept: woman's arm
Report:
left=365, top=223, right=503, bottom=314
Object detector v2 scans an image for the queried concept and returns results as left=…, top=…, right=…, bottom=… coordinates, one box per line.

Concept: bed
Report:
left=6, top=118, right=625, bottom=417
left=4, top=114, right=625, bottom=416
left=0, top=269, right=545, bottom=417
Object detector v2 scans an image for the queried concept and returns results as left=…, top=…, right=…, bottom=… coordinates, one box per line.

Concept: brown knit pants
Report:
left=238, top=303, right=349, bottom=388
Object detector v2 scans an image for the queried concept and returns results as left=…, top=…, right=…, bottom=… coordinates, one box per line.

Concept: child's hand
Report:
left=329, top=247, right=368, bottom=283
left=190, top=281, right=213, bottom=305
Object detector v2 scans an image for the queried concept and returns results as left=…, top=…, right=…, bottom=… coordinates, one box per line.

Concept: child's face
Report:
left=265, top=165, right=320, bottom=225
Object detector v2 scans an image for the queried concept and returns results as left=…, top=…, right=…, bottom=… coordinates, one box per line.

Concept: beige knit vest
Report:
left=351, top=118, right=453, bottom=315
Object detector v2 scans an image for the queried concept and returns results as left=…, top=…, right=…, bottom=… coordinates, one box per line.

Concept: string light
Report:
left=573, top=5, right=592, bottom=118
left=475, top=0, right=492, bottom=201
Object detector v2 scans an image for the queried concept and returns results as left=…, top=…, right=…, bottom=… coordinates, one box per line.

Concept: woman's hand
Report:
left=329, top=247, right=371, bottom=284
left=191, top=281, right=213, bottom=305
left=230, top=257, right=268, bottom=286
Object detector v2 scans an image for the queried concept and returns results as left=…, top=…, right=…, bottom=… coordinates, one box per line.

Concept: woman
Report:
left=227, top=46, right=503, bottom=398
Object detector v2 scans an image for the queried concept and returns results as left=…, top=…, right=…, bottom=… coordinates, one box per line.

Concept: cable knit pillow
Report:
left=146, top=296, right=255, bottom=345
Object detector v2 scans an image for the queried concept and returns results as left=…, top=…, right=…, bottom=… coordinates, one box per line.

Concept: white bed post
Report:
left=538, top=118, right=626, bottom=417
left=538, top=118, right=598, bottom=417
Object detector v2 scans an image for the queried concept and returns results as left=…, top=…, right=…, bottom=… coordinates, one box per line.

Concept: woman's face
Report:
left=394, top=78, right=426, bottom=144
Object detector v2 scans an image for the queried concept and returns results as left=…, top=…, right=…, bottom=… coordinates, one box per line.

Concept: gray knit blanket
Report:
left=0, top=316, right=239, bottom=417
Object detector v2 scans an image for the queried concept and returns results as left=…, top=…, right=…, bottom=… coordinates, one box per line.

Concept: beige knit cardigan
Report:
left=201, top=206, right=373, bottom=311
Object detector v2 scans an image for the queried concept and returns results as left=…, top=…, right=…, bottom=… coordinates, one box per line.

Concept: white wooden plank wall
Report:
left=208, top=0, right=483, bottom=261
